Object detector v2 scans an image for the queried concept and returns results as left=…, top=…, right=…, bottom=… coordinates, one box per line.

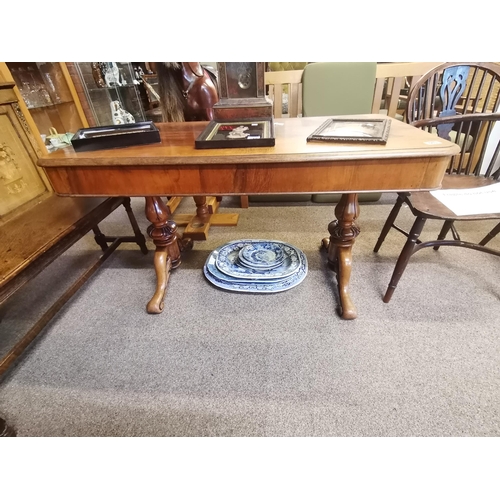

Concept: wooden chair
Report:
left=373, top=62, right=500, bottom=303
left=266, top=69, right=304, bottom=118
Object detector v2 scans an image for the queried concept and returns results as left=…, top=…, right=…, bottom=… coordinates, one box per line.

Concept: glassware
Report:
left=38, top=62, right=61, bottom=103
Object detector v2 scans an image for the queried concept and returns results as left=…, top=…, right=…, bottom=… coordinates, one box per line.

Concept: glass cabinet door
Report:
left=5, top=62, right=88, bottom=149
left=74, top=62, right=146, bottom=126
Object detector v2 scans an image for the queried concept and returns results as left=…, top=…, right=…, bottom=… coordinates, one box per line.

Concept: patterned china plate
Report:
left=215, top=239, right=301, bottom=280
left=238, top=242, right=285, bottom=269
left=237, top=257, right=284, bottom=271
left=204, top=248, right=308, bottom=293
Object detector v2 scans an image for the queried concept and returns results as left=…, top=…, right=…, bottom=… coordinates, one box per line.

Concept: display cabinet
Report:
left=0, top=81, right=50, bottom=221
left=73, top=62, right=146, bottom=126
left=0, top=62, right=89, bottom=152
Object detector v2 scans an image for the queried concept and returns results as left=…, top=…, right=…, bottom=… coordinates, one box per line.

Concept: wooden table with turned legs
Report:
left=38, top=115, right=459, bottom=319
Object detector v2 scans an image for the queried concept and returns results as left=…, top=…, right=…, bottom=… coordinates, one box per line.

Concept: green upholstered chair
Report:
left=301, top=62, right=377, bottom=117
left=301, top=62, right=381, bottom=203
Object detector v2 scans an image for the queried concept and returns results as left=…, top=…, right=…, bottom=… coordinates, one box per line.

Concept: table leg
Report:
left=322, top=193, right=360, bottom=320
left=177, top=195, right=239, bottom=241
left=0, top=416, right=16, bottom=437
left=145, top=196, right=193, bottom=314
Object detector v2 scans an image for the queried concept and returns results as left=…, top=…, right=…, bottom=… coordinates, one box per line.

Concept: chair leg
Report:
left=479, top=221, right=500, bottom=246
left=373, top=194, right=405, bottom=253
left=383, top=216, right=427, bottom=303
left=122, top=197, right=149, bottom=254
left=433, top=220, right=454, bottom=250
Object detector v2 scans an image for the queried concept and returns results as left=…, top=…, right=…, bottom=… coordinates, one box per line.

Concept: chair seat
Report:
left=406, top=176, right=500, bottom=220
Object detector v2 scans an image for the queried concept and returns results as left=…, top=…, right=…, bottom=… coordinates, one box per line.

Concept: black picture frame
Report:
left=71, top=121, right=161, bottom=152
left=306, top=118, right=391, bottom=144
left=195, top=118, right=275, bottom=149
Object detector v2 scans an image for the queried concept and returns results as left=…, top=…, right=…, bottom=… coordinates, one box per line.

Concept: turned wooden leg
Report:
left=193, top=196, right=210, bottom=221
left=373, top=194, right=405, bottom=253
left=122, top=197, right=149, bottom=254
left=144, top=196, right=192, bottom=314
left=323, top=193, right=360, bottom=320
left=479, top=221, right=500, bottom=246
left=383, top=216, right=426, bottom=303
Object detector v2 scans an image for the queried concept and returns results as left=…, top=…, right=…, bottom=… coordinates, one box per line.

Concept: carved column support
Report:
left=323, top=193, right=360, bottom=320
left=146, top=196, right=182, bottom=267
left=144, top=196, right=192, bottom=314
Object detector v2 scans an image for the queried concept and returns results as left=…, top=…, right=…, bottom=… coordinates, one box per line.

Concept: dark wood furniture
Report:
left=0, top=196, right=148, bottom=436
left=38, top=114, right=459, bottom=320
left=0, top=196, right=148, bottom=372
left=0, top=79, right=149, bottom=436
left=373, top=62, right=500, bottom=303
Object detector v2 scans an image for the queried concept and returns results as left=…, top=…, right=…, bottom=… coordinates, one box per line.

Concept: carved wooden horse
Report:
left=157, top=62, right=219, bottom=122
left=144, top=63, right=228, bottom=313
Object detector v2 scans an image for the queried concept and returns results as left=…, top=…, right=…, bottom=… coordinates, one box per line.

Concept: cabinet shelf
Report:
left=74, top=63, right=146, bottom=126
left=27, top=100, right=75, bottom=110
left=2, top=62, right=88, bottom=153
left=87, top=83, right=140, bottom=93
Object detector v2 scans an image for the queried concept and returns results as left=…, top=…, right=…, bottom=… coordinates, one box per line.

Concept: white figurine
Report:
left=104, top=62, right=122, bottom=87
left=110, top=100, right=135, bottom=125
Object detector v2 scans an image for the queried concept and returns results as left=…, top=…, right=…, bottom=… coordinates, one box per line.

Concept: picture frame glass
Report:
left=307, top=118, right=391, bottom=144
left=205, top=120, right=270, bottom=141
left=195, top=119, right=275, bottom=149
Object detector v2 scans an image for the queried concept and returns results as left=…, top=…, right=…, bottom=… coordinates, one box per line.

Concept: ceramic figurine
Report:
left=110, top=100, right=135, bottom=125
left=104, top=62, right=122, bottom=87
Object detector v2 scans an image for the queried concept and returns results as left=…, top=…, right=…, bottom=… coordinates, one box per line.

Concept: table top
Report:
left=37, top=115, right=461, bottom=197
left=39, top=115, right=460, bottom=168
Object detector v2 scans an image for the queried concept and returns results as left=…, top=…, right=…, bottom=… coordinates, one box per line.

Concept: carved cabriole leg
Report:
left=145, top=196, right=192, bottom=314
left=323, top=193, right=360, bottom=320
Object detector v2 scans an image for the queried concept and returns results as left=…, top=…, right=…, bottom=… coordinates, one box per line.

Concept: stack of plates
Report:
left=204, top=239, right=308, bottom=293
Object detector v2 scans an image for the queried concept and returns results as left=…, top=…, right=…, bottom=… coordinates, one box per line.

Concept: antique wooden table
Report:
left=38, top=115, right=460, bottom=319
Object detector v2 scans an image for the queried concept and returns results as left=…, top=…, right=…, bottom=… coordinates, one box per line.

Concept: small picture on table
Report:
left=307, top=118, right=391, bottom=144
left=195, top=119, right=275, bottom=149
left=208, top=122, right=269, bottom=141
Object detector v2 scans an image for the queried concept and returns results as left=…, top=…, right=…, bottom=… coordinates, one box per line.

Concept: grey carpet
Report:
left=0, top=194, right=499, bottom=436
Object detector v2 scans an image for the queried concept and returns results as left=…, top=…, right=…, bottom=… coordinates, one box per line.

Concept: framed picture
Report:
left=195, top=119, right=275, bottom=149
left=71, top=121, right=161, bottom=152
left=307, top=118, right=391, bottom=144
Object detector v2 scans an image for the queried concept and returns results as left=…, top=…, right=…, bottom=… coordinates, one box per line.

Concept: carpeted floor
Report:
left=0, top=194, right=499, bottom=436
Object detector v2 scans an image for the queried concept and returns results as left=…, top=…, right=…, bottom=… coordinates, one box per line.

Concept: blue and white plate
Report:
left=238, top=242, right=285, bottom=269
left=215, top=239, right=301, bottom=280
left=204, top=246, right=308, bottom=293
left=237, top=257, right=284, bottom=271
